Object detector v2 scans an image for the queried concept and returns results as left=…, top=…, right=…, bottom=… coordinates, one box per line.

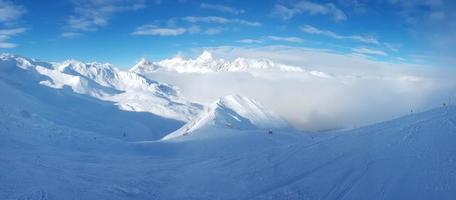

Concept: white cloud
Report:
left=0, top=27, right=26, bottom=35
left=272, top=1, right=347, bottom=21
left=132, top=24, right=225, bottom=36
left=0, top=1, right=26, bottom=48
left=187, top=25, right=201, bottom=34
left=0, top=42, right=16, bottom=48
left=200, top=3, right=244, bottom=15
left=271, top=4, right=301, bottom=20
left=296, top=1, right=347, bottom=21
left=66, top=0, right=145, bottom=33
left=60, top=31, right=82, bottom=38
left=0, top=0, right=26, bottom=23
left=60, top=32, right=82, bottom=38
left=352, top=47, right=387, bottom=56
left=267, top=36, right=304, bottom=43
left=132, top=25, right=186, bottom=36
left=0, top=27, right=26, bottom=49
left=301, top=25, right=379, bottom=44
left=205, top=28, right=222, bottom=35
left=182, top=16, right=261, bottom=27
left=237, top=39, right=263, bottom=44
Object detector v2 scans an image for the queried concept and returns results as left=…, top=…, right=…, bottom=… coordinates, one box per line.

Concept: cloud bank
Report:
left=142, top=46, right=456, bottom=131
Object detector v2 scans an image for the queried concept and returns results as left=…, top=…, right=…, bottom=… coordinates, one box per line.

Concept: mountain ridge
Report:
left=162, top=94, right=291, bottom=140
left=130, top=50, right=332, bottom=78
left=0, top=53, right=202, bottom=122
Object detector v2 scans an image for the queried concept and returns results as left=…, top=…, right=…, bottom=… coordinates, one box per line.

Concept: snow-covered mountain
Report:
left=0, top=53, right=202, bottom=122
left=0, top=53, right=204, bottom=140
left=130, top=50, right=332, bottom=78
left=163, top=94, right=291, bottom=140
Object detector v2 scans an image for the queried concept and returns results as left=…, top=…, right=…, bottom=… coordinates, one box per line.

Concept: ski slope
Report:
left=1, top=98, right=455, bottom=199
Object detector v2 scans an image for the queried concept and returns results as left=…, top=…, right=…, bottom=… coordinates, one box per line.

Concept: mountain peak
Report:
left=162, top=94, right=290, bottom=140
left=197, top=50, right=213, bottom=61
left=138, top=58, right=150, bottom=65
left=130, top=58, right=158, bottom=73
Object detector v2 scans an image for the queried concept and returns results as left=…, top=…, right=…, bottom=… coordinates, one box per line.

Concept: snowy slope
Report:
left=0, top=53, right=202, bottom=122
left=130, top=50, right=332, bottom=78
left=162, top=94, right=291, bottom=140
left=246, top=105, right=456, bottom=199
left=1, top=102, right=456, bottom=199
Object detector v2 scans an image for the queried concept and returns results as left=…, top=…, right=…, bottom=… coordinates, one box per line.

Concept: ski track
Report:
left=248, top=153, right=346, bottom=200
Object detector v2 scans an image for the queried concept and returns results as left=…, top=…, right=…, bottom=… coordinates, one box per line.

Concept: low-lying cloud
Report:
left=143, top=46, right=456, bottom=131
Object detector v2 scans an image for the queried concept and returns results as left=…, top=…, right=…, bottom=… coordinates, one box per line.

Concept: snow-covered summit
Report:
left=129, top=58, right=160, bottom=74
left=129, top=50, right=332, bottom=78
left=197, top=50, right=214, bottom=61
left=162, top=94, right=291, bottom=140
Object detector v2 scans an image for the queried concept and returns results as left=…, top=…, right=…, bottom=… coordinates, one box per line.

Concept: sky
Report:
left=0, top=0, right=455, bottom=68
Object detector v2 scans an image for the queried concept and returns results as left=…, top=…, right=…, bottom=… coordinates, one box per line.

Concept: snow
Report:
left=0, top=53, right=202, bottom=122
left=129, top=58, right=160, bottom=74
left=1, top=52, right=456, bottom=199
left=130, top=50, right=332, bottom=78
left=162, top=94, right=291, bottom=140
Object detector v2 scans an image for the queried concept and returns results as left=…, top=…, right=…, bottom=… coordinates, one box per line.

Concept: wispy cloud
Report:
left=132, top=24, right=225, bottom=36
left=272, top=0, right=346, bottom=21
left=389, top=0, right=445, bottom=25
left=182, top=16, right=261, bottom=27
left=205, top=27, right=222, bottom=35
left=60, top=31, right=82, bottom=38
left=271, top=4, right=300, bottom=20
left=200, top=3, right=244, bottom=15
left=0, top=42, right=16, bottom=48
left=267, top=36, right=304, bottom=43
left=0, top=1, right=26, bottom=49
left=301, top=25, right=379, bottom=44
left=237, top=39, right=263, bottom=44
left=132, top=25, right=186, bottom=36
left=0, top=27, right=26, bottom=35
left=65, top=0, right=145, bottom=34
left=0, top=0, right=26, bottom=23
left=352, top=47, right=387, bottom=56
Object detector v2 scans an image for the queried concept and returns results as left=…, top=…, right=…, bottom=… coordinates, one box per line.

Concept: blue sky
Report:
left=0, top=0, right=454, bottom=68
